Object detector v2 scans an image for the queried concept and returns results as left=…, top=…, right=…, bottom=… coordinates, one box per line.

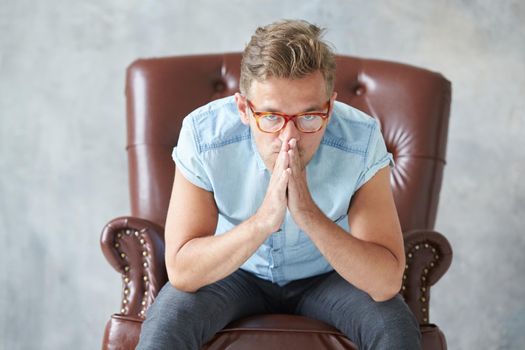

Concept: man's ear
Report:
left=328, top=91, right=338, bottom=119
left=235, top=93, right=250, bottom=125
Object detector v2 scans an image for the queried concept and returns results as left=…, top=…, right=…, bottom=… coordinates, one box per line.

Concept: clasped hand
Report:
left=255, top=138, right=319, bottom=233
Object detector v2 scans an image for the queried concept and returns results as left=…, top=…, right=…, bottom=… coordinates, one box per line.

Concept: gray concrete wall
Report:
left=1, top=1, right=524, bottom=349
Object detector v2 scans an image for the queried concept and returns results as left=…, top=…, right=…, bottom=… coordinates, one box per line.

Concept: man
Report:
left=137, top=19, right=420, bottom=349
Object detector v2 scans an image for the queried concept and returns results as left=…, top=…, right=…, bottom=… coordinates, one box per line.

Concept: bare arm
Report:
left=287, top=140, right=404, bottom=301
left=165, top=142, right=290, bottom=292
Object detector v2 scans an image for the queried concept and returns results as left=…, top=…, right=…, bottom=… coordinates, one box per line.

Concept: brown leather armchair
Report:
left=100, top=53, right=453, bottom=350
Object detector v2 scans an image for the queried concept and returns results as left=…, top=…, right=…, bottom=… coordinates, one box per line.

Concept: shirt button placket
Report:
left=271, top=225, right=284, bottom=282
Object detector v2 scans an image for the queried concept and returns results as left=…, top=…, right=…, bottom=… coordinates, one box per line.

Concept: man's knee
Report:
left=359, top=294, right=421, bottom=350
left=136, top=283, right=220, bottom=350
left=298, top=274, right=420, bottom=349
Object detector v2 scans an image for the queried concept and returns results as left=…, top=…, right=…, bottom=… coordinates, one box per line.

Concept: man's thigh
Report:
left=294, top=271, right=420, bottom=350
left=137, top=269, right=272, bottom=350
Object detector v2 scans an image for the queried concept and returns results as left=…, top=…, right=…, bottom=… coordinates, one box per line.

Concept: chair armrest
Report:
left=401, top=229, right=452, bottom=325
left=100, top=216, right=168, bottom=319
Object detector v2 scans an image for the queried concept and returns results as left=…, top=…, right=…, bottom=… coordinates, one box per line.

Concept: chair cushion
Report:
left=203, top=314, right=357, bottom=350
left=101, top=313, right=447, bottom=350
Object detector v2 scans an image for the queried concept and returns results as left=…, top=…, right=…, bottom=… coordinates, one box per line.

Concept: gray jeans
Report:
left=136, top=269, right=421, bottom=350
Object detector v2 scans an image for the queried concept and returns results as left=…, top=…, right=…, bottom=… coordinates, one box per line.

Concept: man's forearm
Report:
left=166, top=215, right=270, bottom=292
left=297, top=208, right=404, bottom=302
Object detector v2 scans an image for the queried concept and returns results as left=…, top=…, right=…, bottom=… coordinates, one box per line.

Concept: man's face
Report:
left=235, top=70, right=337, bottom=172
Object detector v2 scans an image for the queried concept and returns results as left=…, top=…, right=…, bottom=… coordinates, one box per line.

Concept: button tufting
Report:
left=214, top=81, right=226, bottom=93
left=354, top=86, right=365, bottom=96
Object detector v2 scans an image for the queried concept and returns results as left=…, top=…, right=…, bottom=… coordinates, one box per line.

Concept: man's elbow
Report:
left=371, top=256, right=405, bottom=302
left=370, top=290, right=398, bottom=302
left=168, top=274, right=199, bottom=293
left=167, top=267, right=200, bottom=293
left=370, top=280, right=402, bottom=302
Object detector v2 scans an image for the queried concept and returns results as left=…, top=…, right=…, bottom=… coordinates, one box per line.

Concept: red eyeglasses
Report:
left=246, top=99, right=331, bottom=133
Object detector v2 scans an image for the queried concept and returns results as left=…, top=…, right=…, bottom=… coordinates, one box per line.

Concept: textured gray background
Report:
left=1, top=1, right=524, bottom=349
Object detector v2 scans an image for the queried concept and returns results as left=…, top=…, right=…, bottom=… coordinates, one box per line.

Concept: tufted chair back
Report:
left=100, top=53, right=453, bottom=350
left=126, top=54, right=450, bottom=232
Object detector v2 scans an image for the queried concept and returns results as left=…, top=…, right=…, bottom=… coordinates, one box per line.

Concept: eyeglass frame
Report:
left=246, top=99, right=331, bottom=134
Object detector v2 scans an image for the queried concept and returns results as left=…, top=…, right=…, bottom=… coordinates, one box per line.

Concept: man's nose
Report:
left=279, top=119, right=301, bottom=143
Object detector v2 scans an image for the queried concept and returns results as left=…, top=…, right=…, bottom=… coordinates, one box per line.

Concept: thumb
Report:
left=278, top=168, right=291, bottom=199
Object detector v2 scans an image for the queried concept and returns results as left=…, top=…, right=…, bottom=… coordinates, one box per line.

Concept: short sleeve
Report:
left=172, top=117, right=213, bottom=191
left=354, top=119, right=394, bottom=191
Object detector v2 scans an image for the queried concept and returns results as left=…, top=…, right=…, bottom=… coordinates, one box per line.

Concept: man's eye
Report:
left=301, top=115, right=318, bottom=121
left=264, top=115, right=280, bottom=122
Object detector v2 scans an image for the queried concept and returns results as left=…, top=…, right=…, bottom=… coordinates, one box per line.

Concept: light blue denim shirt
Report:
left=172, top=96, right=393, bottom=286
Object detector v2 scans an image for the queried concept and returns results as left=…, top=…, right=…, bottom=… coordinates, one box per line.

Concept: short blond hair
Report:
left=240, top=19, right=336, bottom=98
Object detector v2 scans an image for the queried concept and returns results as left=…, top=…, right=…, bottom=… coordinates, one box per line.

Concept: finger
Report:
left=269, top=154, right=289, bottom=195
left=287, top=139, right=301, bottom=171
left=286, top=167, right=296, bottom=190
left=282, top=138, right=291, bottom=151
left=288, top=147, right=300, bottom=174
left=274, top=141, right=290, bottom=174
left=280, top=168, right=291, bottom=188
left=276, top=147, right=289, bottom=174
left=286, top=167, right=300, bottom=206
left=275, top=168, right=290, bottom=201
left=271, top=146, right=285, bottom=175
